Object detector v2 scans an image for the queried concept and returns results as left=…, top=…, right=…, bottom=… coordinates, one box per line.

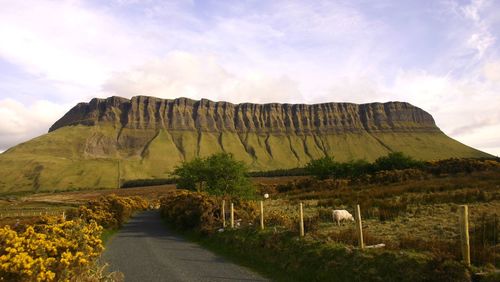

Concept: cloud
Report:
left=462, top=0, right=497, bottom=60
left=483, top=61, right=500, bottom=82
left=449, top=116, right=500, bottom=136
left=102, top=51, right=302, bottom=103
left=0, top=0, right=159, bottom=96
left=0, top=99, right=68, bottom=151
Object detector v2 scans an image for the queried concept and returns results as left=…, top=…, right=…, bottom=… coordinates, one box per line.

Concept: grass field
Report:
left=255, top=170, right=500, bottom=268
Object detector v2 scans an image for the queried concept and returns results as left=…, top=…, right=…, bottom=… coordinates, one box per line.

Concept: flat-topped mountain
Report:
left=0, top=96, right=490, bottom=192
left=49, top=96, right=437, bottom=133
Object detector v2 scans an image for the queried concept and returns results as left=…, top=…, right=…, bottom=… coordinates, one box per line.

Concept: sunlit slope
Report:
left=0, top=123, right=490, bottom=193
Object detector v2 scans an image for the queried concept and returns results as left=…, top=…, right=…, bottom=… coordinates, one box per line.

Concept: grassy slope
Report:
left=0, top=124, right=491, bottom=192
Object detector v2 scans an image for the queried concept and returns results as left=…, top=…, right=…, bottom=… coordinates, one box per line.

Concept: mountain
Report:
left=0, top=96, right=490, bottom=192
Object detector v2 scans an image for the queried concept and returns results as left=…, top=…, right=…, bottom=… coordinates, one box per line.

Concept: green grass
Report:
left=101, top=229, right=118, bottom=244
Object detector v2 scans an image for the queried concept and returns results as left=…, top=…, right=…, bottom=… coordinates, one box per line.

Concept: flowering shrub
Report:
left=0, top=218, right=103, bottom=281
left=67, top=194, right=149, bottom=229
left=0, top=195, right=148, bottom=281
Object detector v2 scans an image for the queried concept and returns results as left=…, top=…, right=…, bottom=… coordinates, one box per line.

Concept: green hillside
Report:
left=0, top=123, right=490, bottom=193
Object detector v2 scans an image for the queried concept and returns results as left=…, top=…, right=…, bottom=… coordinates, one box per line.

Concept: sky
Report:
left=0, top=0, right=499, bottom=156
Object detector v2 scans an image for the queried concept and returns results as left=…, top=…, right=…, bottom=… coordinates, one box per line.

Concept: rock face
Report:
left=0, top=95, right=491, bottom=192
left=50, top=96, right=438, bottom=134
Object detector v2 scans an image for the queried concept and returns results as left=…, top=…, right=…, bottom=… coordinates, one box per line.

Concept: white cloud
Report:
left=0, top=0, right=158, bottom=96
left=460, top=0, right=495, bottom=59
left=0, top=99, right=68, bottom=150
left=483, top=61, right=500, bottom=82
left=102, top=51, right=302, bottom=103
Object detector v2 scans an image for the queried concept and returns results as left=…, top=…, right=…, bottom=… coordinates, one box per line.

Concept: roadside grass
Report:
left=101, top=229, right=119, bottom=244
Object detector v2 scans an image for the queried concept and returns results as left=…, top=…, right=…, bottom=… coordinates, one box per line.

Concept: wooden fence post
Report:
left=230, top=203, right=234, bottom=228
left=299, top=202, right=304, bottom=237
left=222, top=200, right=226, bottom=228
left=260, top=200, right=264, bottom=230
left=459, top=205, right=471, bottom=266
left=355, top=204, right=364, bottom=249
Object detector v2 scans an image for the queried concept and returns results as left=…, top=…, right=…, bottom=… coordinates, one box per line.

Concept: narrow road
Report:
left=102, top=211, right=268, bottom=282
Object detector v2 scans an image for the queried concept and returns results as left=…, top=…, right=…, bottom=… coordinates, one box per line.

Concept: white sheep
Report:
left=332, top=209, right=355, bottom=226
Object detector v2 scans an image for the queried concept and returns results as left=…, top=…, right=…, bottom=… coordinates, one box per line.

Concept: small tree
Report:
left=172, top=157, right=207, bottom=192
left=172, top=153, right=254, bottom=198
left=204, top=153, right=253, bottom=197
left=305, top=156, right=338, bottom=180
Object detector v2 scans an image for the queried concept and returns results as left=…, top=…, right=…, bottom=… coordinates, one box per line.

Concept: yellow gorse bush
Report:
left=68, top=195, right=149, bottom=229
left=0, top=195, right=148, bottom=281
left=0, top=218, right=103, bottom=281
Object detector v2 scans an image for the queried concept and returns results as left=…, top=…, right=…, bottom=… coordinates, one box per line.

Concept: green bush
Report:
left=172, top=153, right=255, bottom=198
left=305, top=156, right=338, bottom=180
left=374, top=152, right=424, bottom=171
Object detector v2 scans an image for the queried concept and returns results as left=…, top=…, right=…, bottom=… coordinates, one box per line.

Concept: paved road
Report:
left=102, top=211, right=268, bottom=282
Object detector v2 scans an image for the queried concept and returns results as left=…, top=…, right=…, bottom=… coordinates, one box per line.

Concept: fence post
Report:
left=230, top=202, right=234, bottom=228
left=459, top=205, right=471, bottom=266
left=222, top=200, right=226, bottom=228
left=62, top=211, right=66, bottom=221
left=260, top=200, right=264, bottom=230
left=299, top=202, right=304, bottom=237
left=355, top=204, right=364, bottom=249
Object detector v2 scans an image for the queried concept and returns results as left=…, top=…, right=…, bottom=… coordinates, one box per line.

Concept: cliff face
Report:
left=49, top=96, right=438, bottom=134
left=0, top=96, right=490, bottom=192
